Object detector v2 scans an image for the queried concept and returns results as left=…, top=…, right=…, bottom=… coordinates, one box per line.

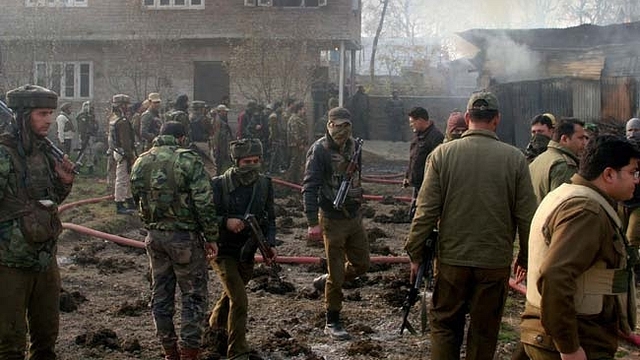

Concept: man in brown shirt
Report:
left=405, top=91, right=537, bottom=360
left=521, top=135, right=639, bottom=360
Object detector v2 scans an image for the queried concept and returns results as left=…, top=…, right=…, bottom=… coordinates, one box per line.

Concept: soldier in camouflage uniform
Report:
left=214, top=104, right=233, bottom=174
left=267, top=102, right=287, bottom=173
left=130, top=121, right=219, bottom=360
left=0, top=84, right=76, bottom=359
left=140, top=93, right=163, bottom=151
left=285, top=102, right=308, bottom=184
left=303, top=107, right=369, bottom=341
left=189, top=100, right=216, bottom=176
left=209, top=138, right=277, bottom=360
left=108, top=94, right=137, bottom=215
left=167, top=94, right=190, bottom=142
left=75, top=100, right=99, bottom=173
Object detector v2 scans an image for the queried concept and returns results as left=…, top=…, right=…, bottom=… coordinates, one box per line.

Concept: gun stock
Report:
left=332, top=138, right=363, bottom=210
left=243, top=214, right=274, bottom=265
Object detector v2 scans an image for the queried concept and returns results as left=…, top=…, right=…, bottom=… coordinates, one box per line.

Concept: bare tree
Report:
left=370, top=0, right=390, bottom=84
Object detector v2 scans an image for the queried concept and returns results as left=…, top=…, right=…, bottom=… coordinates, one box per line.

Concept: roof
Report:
left=458, top=21, right=640, bottom=51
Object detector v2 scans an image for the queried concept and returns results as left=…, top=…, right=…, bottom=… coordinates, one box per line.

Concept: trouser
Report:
left=61, top=139, right=72, bottom=155
left=209, top=257, right=254, bottom=358
left=430, top=263, right=510, bottom=360
left=319, top=214, right=370, bottom=312
left=624, top=206, right=640, bottom=247
left=285, top=147, right=305, bottom=184
left=113, top=152, right=132, bottom=202
left=0, top=263, right=61, bottom=360
left=192, top=141, right=217, bottom=177
left=146, top=230, right=209, bottom=350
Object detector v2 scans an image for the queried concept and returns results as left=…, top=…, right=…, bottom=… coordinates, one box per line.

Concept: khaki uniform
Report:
left=404, top=129, right=536, bottom=360
left=521, top=175, right=636, bottom=359
left=108, top=113, right=136, bottom=203
left=528, top=141, right=579, bottom=204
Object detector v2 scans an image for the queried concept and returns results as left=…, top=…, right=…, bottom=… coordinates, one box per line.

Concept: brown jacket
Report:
left=404, top=129, right=536, bottom=268
left=521, top=174, right=631, bottom=357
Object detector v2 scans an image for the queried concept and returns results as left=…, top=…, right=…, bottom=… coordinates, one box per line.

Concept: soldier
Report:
left=189, top=100, right=216, bottom=176
left=236, top=101, right=257, bottom=140
left=444, top=110, right=467, bottom=142
left=76, top=100, right=99, bottom=173
left=208, top=138, right=277, bottom=360
left=131, top=100, right=150, bottom=149
left=521, top=135, right=639, bottom=360
left=403, top=107, right=444, bottom=218
left=267, top=102, right=287, bottom=174
left=108, top=94, right=137, bottom=215
left=213, top=104, right=233, bottom=174
left=140, top=92, right=163, bottom=151
left=304, top=107, right=369, bottom=340
left=405, top=91, right=537, bottom=360
left=285, top=101, right=308, bottom=184
left=529, top=118, right=589, bottom=204
left=167, top=94, right=190, bottom=141
left=384, top=90, right=405, bottom=142
left=56, top=102, right=75, bottom=154
left=0, top=84, right=76, bottom=359
left=525, top=113, right=556, bottom=162
left=347, top=85, right=370, bottom=139
left=130, top=121, right=218, bottom=360
left=621, top=117, right=640, bottom=283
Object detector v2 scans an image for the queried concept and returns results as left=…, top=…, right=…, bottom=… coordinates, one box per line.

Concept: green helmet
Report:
left=6, top=84, right=58, bottom=110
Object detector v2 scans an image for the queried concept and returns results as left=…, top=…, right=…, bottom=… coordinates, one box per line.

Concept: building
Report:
left=0, top=0, right=362, bottom=114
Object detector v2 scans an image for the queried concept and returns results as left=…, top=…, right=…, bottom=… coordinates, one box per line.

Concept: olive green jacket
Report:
left=404, top=129, right=537, bottom=269
left=528, top=140, right=579, bottom=204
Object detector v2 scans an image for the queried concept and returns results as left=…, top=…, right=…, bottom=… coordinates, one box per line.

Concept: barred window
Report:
left=245, top=0, right=326, bottom=6
left=26, top=0, right=87, bottom=7
left=34, top=61, right=93, bottom=99
left=143, top=0, right=204, bottom=9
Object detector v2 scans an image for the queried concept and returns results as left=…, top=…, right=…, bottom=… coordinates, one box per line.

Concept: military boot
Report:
left=313, top=274, right=328, bottom=292
left=180, top=347, right=200, bottom=360
left=115, top=202, right=135, bottom=215
left=162, top=343, right=180, bottom=360
left=325, top=310, right=351, bottom=340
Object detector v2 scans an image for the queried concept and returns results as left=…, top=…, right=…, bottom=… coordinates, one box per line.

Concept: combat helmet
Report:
left=6, top=84, right=58, bottom=110
left=229, top=138, right=263, bottom=163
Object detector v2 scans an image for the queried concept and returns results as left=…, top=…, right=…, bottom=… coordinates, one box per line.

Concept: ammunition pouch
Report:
left=20, top=200, right=62, bottom=243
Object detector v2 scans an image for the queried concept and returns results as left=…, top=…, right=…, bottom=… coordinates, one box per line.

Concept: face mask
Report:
left=233, top=163, right=261, bottom=186
left=328, top=126, right=352, bottom=145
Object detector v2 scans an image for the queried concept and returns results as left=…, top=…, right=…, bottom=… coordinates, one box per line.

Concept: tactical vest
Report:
left=138, top=147, right=195, bottom=228
left=527, top=183, right=636, bottom=333
left=0, top=139, right=62, bottom=244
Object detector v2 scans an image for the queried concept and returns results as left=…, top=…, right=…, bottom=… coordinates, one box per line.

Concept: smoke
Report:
left=484, top=33, right=542, bottom=83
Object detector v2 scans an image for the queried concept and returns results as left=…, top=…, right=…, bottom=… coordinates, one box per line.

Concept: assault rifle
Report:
left=333, top=137, right=364, bottom=210
left=0, top=99, right=78, bottom=174
left=244, top=214, right=276, bottom=266
left=400, top=229, right=438, bottom=335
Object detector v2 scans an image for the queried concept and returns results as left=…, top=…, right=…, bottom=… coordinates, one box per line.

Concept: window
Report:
left=34, top=61, right=93, bottom=99
left=143, top=0, right=204, bottom=9
left=26, top=0, right=87, bottom=7
left=248, top=0, right=327, bottom=7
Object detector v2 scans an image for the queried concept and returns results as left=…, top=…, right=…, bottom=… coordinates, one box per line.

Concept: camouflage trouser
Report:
left=0, top=263, right=61, bottom=360
left=113, top=152, right=132, bottom=202
left=146, top=230, right=209, bottom=350
left=209, top=257, right=254, bottom=359
left=319, top=214, right=370, bottom=312
left=285, top=146, right=305, bottom=184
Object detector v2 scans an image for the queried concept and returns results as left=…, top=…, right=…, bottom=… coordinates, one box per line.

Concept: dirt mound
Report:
left=60, top=289, right=88, bottom=313
left=75, top=328, right=121, bottom=350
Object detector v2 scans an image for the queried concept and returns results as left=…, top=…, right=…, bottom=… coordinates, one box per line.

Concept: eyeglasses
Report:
left=634, top=170, right=640, bottom=179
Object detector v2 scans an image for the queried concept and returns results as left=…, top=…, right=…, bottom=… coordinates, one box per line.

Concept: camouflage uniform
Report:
left=189, top=101, right=216, bottom=176
left=76, top=101, right=99, bottom=171
left=140, top=108, right=163, bottom=151
left=285, top=112, right=308, bottom=184
left=209, top=139, right=276, bottom=359
left=108, top=94, right=137, bottom=214
left=0, top=85, right=72, bottom=359
left=130, top=133, right=218, bottom=356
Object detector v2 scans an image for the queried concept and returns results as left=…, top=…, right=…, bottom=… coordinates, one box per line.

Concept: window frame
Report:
left=34, top=61, right=93, bottom=100
left=143, top=0, right=204, bottom=9
left=247, top=0, right=327, bottom=7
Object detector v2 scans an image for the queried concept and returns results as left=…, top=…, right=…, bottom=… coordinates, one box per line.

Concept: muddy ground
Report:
left=54, top=150, right=640, bottom=360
